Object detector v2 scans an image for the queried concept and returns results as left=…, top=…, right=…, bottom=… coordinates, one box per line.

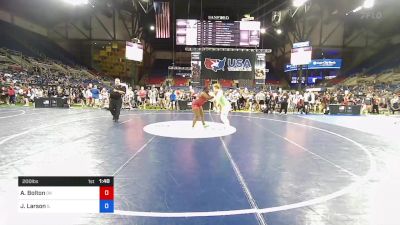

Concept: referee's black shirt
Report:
left=110, top=85, right=126, bottom=99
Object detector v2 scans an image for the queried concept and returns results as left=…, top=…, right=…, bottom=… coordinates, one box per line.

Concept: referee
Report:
left=109, top=78, right=126, bottom=122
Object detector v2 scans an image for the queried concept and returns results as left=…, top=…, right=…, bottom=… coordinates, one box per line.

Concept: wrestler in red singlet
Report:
left=192, top=87, right=213, bottom=128
left=192, top=94, right=208, bottom=110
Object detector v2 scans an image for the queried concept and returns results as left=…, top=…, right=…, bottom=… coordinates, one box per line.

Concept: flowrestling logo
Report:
left=204, top=57, right=252, bottom=72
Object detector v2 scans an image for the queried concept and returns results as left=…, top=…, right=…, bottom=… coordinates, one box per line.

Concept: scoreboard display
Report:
left=290, top=47, right=312, bottom=66
left=18, top=176, right=114, bottom=213
left=126, top=41, right=143, bottom=62
left=176, top=19, right=260, bottom=47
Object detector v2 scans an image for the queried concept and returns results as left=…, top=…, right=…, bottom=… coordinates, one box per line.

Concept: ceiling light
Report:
left=363, top=0, right=374, bottom=8
left=260, top=28, right=266, bottom=34
left=63, top=0, right=89, bottom=6
left=352, top=6, right=363, bottom=13
left=293, top=0, right=308, bottom=7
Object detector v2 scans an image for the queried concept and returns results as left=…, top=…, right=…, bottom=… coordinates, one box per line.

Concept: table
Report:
left=329, top=104, right=362, bottom=115
left=34, top=97, right=69, bottom=108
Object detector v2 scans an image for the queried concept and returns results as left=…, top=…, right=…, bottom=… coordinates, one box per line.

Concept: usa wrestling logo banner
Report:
left=203, top=58, right=252, bottom=72
left=200, top=51, right=256, bottom=79
left=204, top=58, right=226, bottom=72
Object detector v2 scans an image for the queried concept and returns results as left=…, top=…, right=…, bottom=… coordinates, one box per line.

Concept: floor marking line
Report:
left=114, top=209, right=257, bottom=217
left=112, top=136, right=155, bottom=176
left=0, top=118, right=107, bottom=170
left=0, top=108, right=93, bottom=119
left=210, top=113, right=267, bottom=225
left=0, top=134, right=17, bottom=140
left=0, top=112, right=175, bottom=169
left=118, top=119, right=133, bottom=125
left=20, top=110, right=93, bottom=117
left=0, top=110, right=21, bottom=115
left=0, top=114, right=145, bottom=170
left=251, top=121, right=359, bottom=178
left=0, top=110, right=25, bottom=119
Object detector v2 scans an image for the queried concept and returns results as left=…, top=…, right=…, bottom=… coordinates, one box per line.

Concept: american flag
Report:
left=154, top=1, right=170, bottom=39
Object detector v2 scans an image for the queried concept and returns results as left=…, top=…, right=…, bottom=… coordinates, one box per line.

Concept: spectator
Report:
left=125, top=87, right=134, bottom=109
left=389, top=94, right=399, bottom=114
left=165, top=89, right=171, bottom=109
left=138, top=86, right=147, bottom=109
left=158, top=87, right=166, bottom=109
left=100, top=88, right=109, bottom=109
left=170, top=90, right=177, bottom=110
left=280, top=91, right=289, bottom=114
left=91, top=85, right=100, bottom=107
left=0, top=86, right=7, bottom=104
left=372, top=94, right=380, bottom=114
left=149, top=86, right=158, bottom=107
left=255, top=91, right=266, bottom=112
left=8, top=85, right=16, bottom=105
left=85, top=87, right=93, bottom=107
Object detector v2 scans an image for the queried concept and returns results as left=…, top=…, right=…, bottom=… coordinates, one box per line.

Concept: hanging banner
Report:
left=255, top=53, right=266, bottom=86
left=191, top=52, right=201, bottom=86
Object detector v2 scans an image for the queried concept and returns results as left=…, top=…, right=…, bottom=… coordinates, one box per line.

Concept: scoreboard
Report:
left=176, top=19, right=260, bottom=47
left=290, top=47, right=312, bottom=66
left=18, top=176, right=114, bottom=213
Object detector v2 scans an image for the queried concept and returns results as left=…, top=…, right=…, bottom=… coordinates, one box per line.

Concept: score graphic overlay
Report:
left=18, top=177, right=114, bottom=213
